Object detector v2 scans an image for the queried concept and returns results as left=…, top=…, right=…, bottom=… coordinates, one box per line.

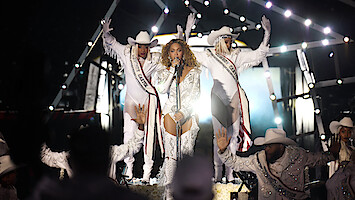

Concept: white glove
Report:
left=185, top=13, right=196, bottom=41
left=102, top=18, right=113, bottom=34
left=261, top=15, right=271, bottom=45
left=176, top=25, right=184, bottom=40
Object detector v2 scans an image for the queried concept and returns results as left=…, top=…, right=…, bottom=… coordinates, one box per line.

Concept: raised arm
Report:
left=235, top=15, right=270, bottom=74
left=102, top=18, right=128, bottom=63
left=216, top=128, right=258, bottom=173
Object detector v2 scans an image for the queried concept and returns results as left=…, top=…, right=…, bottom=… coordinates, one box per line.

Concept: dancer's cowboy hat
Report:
left=207, top=26, right=240, bottom=46
left=254, top=128, right=297, bottom=146
left=0, top=155, right=19, bottom=178
left=127, top=31, right=158, bottom=47
left=329, top=117, right=354, bottom=134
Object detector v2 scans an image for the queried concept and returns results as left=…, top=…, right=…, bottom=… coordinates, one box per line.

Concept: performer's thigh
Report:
left=123, top=112, right=138, bottom=143
left=163, top=114, right=177, bottom=135
left=212, top=116, right=223, bottom=164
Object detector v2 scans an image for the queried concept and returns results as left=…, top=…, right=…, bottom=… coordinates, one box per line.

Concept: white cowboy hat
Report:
left=207, top=26, right=240, bottom=46
left=254, top=128, right=297, bottom=146
left=0, top=155, right=18, bottom=177
left=329, top=117, right=354, bottom=134
left=127, top=31, right=158, bottom=47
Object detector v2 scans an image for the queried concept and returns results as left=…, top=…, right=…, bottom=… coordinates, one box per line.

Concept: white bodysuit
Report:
left=155, top=64, right=201, bottom=199
left=103, top=34, right=161, bottom=180
left=194, top=44, right=269, bottom=181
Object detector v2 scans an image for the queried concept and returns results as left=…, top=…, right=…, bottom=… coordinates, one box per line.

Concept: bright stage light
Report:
left=255, top=24, right=261, bottom=30
left=232, top=43, right=237, bottom=48
left=164, top=7, right=169, bottom=14
left=196, top=13, right=202, bottom=19
left=192, top=24, right=196, bottom=30
left=239, top=16, right=246, bottom=22
left=223, top=8, right=229, bottom=15
left=204, top=0, right=210, bottom=6
left=75, top=63, right=80, bottom=68
left=151, top=25, right=159, bottom=33
left=329, top=51, right=334, bottom=58
left=184, top=0, right=190, bottom=6
left=118, top=83, right=124, bottom=90
left=284, top=10, right=292, bottom=18
left=322, top=39, right=329, bottom=46
left=264, top=70, right=271, bottom=78
left=315, top=108, right=321, bottom=115
left=197, top=33, right=203, bottom=38
left=304, top=19, right=312, bottom=27
left=48, top=105, right=54, bottom=111
left=308, top=83, right=315, bottom=89
left=320, top=134, right=326, bottom=140
left=323, top=27, right=331, bottom=34
left=274, top=117, right=282, bottom=125
left=301, top=42, right=308, bottom=49
left=280, top=45, right=287, bottom=53
left=344, top=36, right=350, bottom=43
left=87, top=41, right=93, bottom=47
left=61, top=84, right=67, bottom=90
left=265, top=1, right=272, bottom=9
left=269, top=93, right=276, bottom=101
left=242, top=26, right=248, bottom=32
left=337, top=78, right=343, bottom=85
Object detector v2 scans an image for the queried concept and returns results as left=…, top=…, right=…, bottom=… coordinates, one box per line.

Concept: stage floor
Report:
left=128, top=179, right=250, bottom=200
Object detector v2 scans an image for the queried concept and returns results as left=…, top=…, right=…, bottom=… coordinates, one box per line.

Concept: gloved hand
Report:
left=176, top=24, right=184, bottom=40
left=102, top=18, right=113, bottom=34
left=261, top=15, right=271, bottom=45
left=185, top=13, right=196, bottom=41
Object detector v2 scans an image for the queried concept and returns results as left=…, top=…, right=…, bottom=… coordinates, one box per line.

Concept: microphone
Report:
left=173, top=57, right=181, bottom=78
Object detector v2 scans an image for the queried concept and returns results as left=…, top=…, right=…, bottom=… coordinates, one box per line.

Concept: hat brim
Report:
left=254, top=137, right=297, bottom=146
left=329, top=121, right=355, bottom=134
left=207, top=32, right=240, bottom=46
left=127, top=37, right=158, bottom=48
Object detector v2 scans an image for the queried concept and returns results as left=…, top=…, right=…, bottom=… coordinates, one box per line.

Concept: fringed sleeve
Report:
left=108, top=129, right=145, bottom=179
left=235, top=43, right=269, bottom=74
left=40, top=143, right=73, bottom=177
left=155, top=65, right=175, bottom=94
left=102, top=32, right=129, bottom=65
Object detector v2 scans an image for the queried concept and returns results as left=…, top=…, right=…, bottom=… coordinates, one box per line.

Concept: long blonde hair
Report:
left=214, top=37, right=231, bottom=55
left=161, top=39, right=200, bottom=68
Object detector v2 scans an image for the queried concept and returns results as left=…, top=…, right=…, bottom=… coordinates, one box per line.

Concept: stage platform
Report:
left=128, top=179, right=250, bottom=200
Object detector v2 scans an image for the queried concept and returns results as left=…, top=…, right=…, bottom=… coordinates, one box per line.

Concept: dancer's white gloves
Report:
left=261, top=15, right=271, bottom=45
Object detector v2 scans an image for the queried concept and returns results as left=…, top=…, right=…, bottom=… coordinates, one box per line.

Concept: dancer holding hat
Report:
left=184, top=14, right=271, bottom=182
left=216, top=127, right=340, bottom=199
left=328, top=117, right=355, bottom=177
left=102, top=19, right=163, bottom=182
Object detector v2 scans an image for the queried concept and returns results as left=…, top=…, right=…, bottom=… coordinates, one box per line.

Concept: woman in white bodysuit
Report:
left=155, top=39, right=201, bottom=199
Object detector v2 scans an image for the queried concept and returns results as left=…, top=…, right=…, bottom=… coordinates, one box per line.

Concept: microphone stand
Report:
left=175, top=62, right=182, bottom=163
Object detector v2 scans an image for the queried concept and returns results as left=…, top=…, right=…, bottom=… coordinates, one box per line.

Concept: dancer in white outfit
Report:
left=101, top=19, right=164, bottom=182
left=187, top=15, right=271, bottom=182
left=155, top=39, right=201, bottom=199
left=41, top=105, right=148, bottom=180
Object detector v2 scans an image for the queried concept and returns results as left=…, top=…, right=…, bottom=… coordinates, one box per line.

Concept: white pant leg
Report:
left=142, top=152, right=154, bottom=181
left=212, top=116, right=240, bottom=182
left=123, top=112, right=138, bottom=179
